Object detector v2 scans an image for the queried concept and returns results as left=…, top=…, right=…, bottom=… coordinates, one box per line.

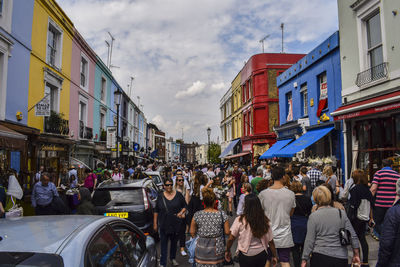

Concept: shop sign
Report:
left=41, top=144, right=65, bottom=151
left=35, top=96, right=50, bottom=117
left=335, top=102, right=400, bottom=120
left=106, top=127, right=117, bottom=149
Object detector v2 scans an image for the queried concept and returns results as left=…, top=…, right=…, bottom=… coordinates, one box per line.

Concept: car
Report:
left=93, top=178, right=160, bottom=235
left=144, top=171, right=164, bottom=190
left=0, top=215, right=157, bottom=267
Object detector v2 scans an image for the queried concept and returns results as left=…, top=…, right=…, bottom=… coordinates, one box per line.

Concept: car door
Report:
left=109, top=222, right=156, bottom=267
left=143, top=180, right=158, bottom=208
left=85, top=226, right=131, bottom=267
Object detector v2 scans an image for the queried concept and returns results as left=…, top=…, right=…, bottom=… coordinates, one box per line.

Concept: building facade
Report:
left=220, top=87, right=233, bottom=154
left=273, top=32, right=344, bottom=181
left=154, top=129, right=166, bottom=162
left=333, top=0, right=400, bottom=179
left=195, top=144, right=208, bottom=165
left=240, top=53, right=305, bottom=164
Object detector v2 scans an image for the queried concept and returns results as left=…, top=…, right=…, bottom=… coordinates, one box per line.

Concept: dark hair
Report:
left=240, top=194, right=270, bottom=238
left=352, top=169, right=368, bottom=185
left=202, top=187, right=216, bottom=208
left=382, top=159, right=393, bottom=167
left=300, top=166, right=308, bottom=175
left=193, top=171, right=203, bottom=197
left=164, top=178, right=173, bottom=185
left=271, top=166, right=285, bottom=181
left=256, top=179, right=270, bottom=193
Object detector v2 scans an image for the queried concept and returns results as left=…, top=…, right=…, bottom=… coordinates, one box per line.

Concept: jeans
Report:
left=234, top=182, right=241, bottom=209
left=159, top=229, right=178, bottom=266
left=291, top=244, right=304, bottom=267
left=178, top=218, right=187, bottom=248
left=352, top=219, right=368, bottom=263
left=238, top=250, right=268, bottom=267
left=310, top=253, right=347, bottom=267
left=373, top=206, right=389, bottom=237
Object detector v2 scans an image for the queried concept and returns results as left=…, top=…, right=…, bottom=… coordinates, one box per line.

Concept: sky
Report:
left=57, top=0, right=339, bottom=144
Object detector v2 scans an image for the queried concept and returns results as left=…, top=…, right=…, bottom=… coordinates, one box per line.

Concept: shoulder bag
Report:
left=161, top=194, right=182, bottom=234
left=338, top=209, right=351, bottom=246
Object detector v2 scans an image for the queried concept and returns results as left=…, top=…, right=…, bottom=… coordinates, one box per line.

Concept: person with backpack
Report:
left=348, top=169, right=374, bottom=267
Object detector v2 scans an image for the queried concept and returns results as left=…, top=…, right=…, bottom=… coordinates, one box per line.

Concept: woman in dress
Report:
left=190, top=187, right=230, bottom=267
left=226, top=193, right=278, bottom=267
left=154, top=178, right=187, bottom=267
left=223, top=171, right=235, bottom=216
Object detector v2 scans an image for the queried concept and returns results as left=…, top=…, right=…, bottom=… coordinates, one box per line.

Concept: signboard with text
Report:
left=35, top=96, right=50, bottom=117
left=106, top=127, right=117, bottom=149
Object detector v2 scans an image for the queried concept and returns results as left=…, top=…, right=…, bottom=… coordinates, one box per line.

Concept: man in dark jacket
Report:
left=77, top=187, right=96, bottom=215
left=376, top=199, right=400, bottom=267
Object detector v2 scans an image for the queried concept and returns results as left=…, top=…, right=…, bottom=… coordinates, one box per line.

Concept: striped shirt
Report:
left=372, top=167, right=400, bottom=208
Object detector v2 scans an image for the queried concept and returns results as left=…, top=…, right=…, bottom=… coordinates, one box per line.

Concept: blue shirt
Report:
left=127, top=168, right=134, bottom=176
left=31, top=182, right=59, bottom=207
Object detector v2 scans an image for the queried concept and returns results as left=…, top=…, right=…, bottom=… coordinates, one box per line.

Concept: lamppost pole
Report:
left=207, top=127, right=211, bottom=164
left=114, top=90, right=122, bottom=166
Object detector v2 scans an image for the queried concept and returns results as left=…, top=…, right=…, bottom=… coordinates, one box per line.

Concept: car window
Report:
left=144, top=181, right=158, bottom=201
left=86, top=228, right=130, bottom=267
left=112, top=225, right=145, bottom=266
left=99, top=189, right=144, bottom=206
left=0, top=252, right=64, bottom=266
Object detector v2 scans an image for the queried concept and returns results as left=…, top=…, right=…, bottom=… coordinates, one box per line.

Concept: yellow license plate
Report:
left=104, top=212, right=129, bottom=218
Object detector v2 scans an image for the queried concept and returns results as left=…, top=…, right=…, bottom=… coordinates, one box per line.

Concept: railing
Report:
left=79, top=120, right=93, bottom=140
left=44, top=112, right=69, bottom=136
left=355, top=62, right=388, bottom=87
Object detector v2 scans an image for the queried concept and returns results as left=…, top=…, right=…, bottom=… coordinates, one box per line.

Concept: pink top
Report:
left=112, top=173, right=122, bottom=181
left=230, top=216, right=273, bottom=255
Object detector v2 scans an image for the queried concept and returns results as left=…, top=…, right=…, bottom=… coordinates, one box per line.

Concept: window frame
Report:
left=286, top=91, right=293, bottom=122
left=80, top=53, right=89, bottom=91
left=100, top=76, right=107, bottom=103
left=45, top=82, right=60, bottom=113
left=300, top=83, right=308, bottom=117
left=46, top=18, right=63, bottom=69
left=79, top=95, right=88, bottom=126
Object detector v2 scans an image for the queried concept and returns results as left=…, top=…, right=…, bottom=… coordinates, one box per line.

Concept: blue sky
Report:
left=57, top=0, right=339, bottom=144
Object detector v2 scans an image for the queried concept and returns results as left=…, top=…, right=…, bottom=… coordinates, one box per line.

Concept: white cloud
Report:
left=57, top=0, right=338, bottom=143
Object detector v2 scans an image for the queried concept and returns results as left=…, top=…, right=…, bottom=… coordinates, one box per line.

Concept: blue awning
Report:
left=274, top=126, right=334, bottom=157
left=219, top=139, right=240, bottom=158
left=259, top=139, right=293, bottom=159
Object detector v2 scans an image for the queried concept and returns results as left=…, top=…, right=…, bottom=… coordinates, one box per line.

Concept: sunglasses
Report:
left=177, top=179, right=184, bottom=182
left=164, top=184, right=173, bottom=187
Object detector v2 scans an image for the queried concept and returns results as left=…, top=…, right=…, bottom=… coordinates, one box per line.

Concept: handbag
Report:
left=338, top=209, right=351, bottom=246
left=220, top=211, right=234, bottom=266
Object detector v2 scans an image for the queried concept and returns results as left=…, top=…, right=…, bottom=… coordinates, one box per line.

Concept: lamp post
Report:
left=114, top=90, right=122, bottom=165
left=207, top=127, right=211, bottom=163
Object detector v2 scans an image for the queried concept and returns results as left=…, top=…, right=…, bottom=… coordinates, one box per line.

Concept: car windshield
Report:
left=106, top=188, right=144, bottom=205
left=0, top=252, right=63, bottom=266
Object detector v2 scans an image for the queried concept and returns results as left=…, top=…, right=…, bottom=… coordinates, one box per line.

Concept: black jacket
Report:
left=377, top=200, right=400, bottom=267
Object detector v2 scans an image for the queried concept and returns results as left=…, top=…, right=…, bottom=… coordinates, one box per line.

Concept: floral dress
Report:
left=194, top=210, right=228, bottom=267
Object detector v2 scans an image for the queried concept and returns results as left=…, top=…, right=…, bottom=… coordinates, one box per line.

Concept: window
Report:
left=100, top=111, right=105, bottom=130
left=45, top=83, right=59, bottom=112
left=79, top=96, right=88, bottom=127
left=317, top=72, right=328, bottom=117
left=80, top=56, right=88, bottom=89
left=300, top=83, right=308, bottom=117
left=46, top=20, right=62, bottom=68
left=366, top=11, right=383, bottom=68
left=286, top=92, right=293, bottom=122
left=101, top=77, right=106, bottom=102
left=86, top=228, right=129, bottom=267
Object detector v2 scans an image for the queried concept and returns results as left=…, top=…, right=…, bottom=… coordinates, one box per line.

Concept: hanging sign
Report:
left=35, top=97, right=50, bottom=117
left=106, top=127, right=117, bottom=149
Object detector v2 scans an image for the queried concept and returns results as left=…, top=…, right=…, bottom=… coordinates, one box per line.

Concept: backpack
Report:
left=357, top=199, right=370, bottom=221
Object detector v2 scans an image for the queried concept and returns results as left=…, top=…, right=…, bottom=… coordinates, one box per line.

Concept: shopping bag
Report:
left=186, top=236, right=198, bottom=264
left=5, top=197, right=23, bottom=218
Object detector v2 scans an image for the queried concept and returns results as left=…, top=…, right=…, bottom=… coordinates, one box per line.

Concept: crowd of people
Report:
left=4, top=157, right=400, bottom=267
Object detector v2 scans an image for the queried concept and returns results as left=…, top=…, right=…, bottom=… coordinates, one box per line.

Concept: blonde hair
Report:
left=322, top=165, right=333, bottom=176
left=290, top=181, right=303, bottom=194
left=313, top=185, right=332, bottom=206
left=242, top=182, right=252, bottom=193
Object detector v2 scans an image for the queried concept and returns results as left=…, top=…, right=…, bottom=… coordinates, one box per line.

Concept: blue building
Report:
left=265, top=31, right=345, bottom=181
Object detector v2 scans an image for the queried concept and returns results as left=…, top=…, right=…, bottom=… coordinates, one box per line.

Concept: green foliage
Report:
left=208, top=142, right=221, bottom=164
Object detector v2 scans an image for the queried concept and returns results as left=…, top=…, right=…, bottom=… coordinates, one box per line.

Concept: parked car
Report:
left=0, top=215, right=157, bottom=267
left=93, top=178, right=160, bottom=234
left=144, top=171, right=164, bottom=190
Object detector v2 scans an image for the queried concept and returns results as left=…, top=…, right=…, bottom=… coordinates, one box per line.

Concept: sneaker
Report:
left=180, top=250, right=187, bottom=256
left=170, top=259, right=179, bottom=266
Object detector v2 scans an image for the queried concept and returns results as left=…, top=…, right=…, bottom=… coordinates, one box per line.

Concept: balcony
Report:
left=356, top=62, right=388, bottom=87
left=79, top=120, right=93, bottom=140
left=44, top=111, right=69, bottom=136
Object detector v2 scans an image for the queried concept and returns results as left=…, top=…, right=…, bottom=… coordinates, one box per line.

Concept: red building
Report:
left=240, top=53, right=305, bottom=164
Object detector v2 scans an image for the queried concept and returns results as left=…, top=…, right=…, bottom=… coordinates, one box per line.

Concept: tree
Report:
left=208, top=142, right=221, bottom=164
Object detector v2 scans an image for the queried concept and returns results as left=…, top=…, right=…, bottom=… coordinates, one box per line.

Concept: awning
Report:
left=224, top=151, right=251, bottom=160
left=0, top=125, right=27, bottom=140
left=259, top=139, right=293, bottom=159
left=274, top=127, right=334, bottom=157
left=219, top=139, right=240, bottom=158
left=332, top=91, right=400, bottom=120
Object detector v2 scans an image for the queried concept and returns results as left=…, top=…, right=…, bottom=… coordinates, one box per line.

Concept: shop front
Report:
left=0, top=124, right=27, bottom=178
left=241, top=134, right=276, bottom=166
left=73, top=140, right=95, bottom=170
left=333, top=91, right=400, bottom=180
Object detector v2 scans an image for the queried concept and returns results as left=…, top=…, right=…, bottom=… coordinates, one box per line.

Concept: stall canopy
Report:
left=274, top=127, right=334, bottom=157
left=219, top=139, right=240, bottom=158
left=259, top=139, right=293, bottom=159
left=224, top=151, right=251, bottom=160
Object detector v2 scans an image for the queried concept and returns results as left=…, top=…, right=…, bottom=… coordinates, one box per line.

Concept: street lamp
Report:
left=207, top=127, right=211, bottom=163
left=114, top=90, right=122, bottom=165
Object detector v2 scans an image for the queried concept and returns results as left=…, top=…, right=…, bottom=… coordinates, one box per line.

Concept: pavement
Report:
left=157, top=215, right=381, bottom=267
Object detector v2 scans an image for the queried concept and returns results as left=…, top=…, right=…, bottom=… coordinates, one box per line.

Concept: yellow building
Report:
left=28, top=0, right=73, bottom=132
left=231, top=72, right=242, bottom=139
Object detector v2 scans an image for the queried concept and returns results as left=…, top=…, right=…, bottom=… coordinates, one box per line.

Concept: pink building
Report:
left=70, top=30, right=97, bottom=167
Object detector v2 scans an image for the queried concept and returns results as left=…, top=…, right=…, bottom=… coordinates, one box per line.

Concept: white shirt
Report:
left=112, top=173, right=122, bottom=181
left=68, top=169, right=78, bottom=179
left=259, top=187, right=296, bottom=248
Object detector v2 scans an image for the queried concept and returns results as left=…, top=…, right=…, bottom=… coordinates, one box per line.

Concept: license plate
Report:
left=104, top=212, right=129, bottom=218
